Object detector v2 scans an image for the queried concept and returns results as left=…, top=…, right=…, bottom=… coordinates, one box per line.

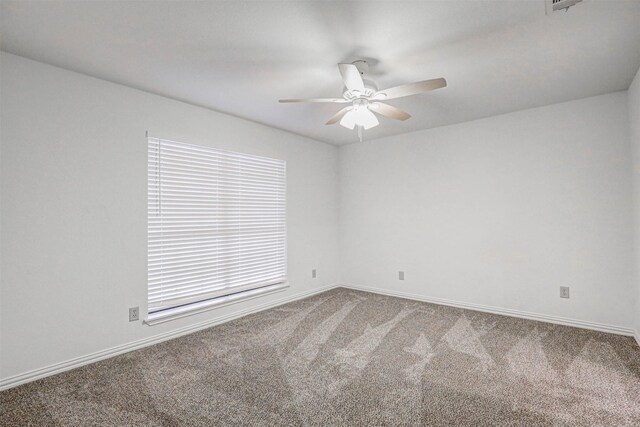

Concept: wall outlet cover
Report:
left=129, top=306, right=140, bottom=322
left=312, top=269, right=317, bottom=278
left=560, top=286, right=570, bottom=299
left=399, top=271, right=405, bottom=281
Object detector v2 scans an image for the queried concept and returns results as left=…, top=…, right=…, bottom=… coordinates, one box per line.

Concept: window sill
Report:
left=144, top=282, right=289, bottom=326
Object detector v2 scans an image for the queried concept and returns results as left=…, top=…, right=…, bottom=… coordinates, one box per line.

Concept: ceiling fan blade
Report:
left=369, top=102, right=411, bottom=121
left=326, top=106, right=352, bottom=125
left=373, top=77, right=447, bottom=100
left=338, top=63, right=365, bottom=93
left=279, top=98, right=348, bottom=103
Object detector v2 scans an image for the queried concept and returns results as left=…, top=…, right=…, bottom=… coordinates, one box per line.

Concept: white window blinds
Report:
left=148, top=137, right=286, bottom=315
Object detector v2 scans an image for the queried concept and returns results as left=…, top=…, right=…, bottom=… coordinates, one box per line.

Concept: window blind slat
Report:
left=148, top=267, right=287, bottom=299
left=148, top=137, right=287, bottom=314
left=148, top=229, right=285, bottom=240
left=149, top=243, right=286, bottom=261
left=148, top=250, right=286, bottom=272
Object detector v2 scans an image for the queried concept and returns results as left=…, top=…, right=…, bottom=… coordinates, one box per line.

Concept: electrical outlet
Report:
left=560, top=286, right=570, bottom=299
left=399, top=271, right=405, bottom=281
left=129, top=306, right=140, bottom=322
left=312, top=269, right=317, bottom=279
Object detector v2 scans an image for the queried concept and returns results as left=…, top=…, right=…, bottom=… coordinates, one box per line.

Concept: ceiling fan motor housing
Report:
left=343, top=60, right=378, bottom=98
left=343, top=83, right=377, bottom=100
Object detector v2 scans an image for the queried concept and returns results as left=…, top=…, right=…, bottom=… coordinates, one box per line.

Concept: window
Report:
left=147, top=137, right=286, bottom=323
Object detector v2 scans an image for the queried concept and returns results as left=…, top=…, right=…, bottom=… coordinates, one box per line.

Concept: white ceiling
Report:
left=2, top=1, right=640, bottom=146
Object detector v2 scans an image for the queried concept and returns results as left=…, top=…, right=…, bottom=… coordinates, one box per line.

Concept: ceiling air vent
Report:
left=545, top=0, right=583, bottom=14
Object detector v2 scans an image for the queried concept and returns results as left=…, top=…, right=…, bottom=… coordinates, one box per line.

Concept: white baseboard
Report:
left=339, top=283, right=636, bottom=337
left=3, top=282, right=636, bottom=391
left=0, top=283, right=339, bottom=391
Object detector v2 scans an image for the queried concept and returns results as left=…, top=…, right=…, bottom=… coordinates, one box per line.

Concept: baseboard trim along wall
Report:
left=0, top=283, right=339, bottom=391
left=339, top=283, right=636, bottom=337
left=3, top=281, right=637, bottom=391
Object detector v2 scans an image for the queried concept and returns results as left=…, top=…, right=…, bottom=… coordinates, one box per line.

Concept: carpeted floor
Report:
left=1, top=288, right=640, bottom=426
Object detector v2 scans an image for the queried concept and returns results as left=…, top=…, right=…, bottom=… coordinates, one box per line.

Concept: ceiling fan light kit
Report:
left=340, top=99, right=378, bottom=130
left=279, top=60, right=447, bottom=142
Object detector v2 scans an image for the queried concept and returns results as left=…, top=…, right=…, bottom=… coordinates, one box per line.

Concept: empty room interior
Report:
left=2, top=0, right=640, bottom=425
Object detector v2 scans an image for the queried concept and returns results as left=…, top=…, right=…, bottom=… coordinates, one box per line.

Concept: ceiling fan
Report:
left=279, top=60, right=447, bottom=142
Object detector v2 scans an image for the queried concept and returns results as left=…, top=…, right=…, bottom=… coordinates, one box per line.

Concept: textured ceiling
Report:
left=2, top=0, right=640, bottom=145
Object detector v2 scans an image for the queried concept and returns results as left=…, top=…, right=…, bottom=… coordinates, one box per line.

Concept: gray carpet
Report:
left=1, top=288, right=639, bottom=426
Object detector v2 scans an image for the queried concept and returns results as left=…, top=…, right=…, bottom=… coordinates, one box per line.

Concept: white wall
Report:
left=1, top=51, right=637, bottom=387
left=630, top=66, right=640, bottom=338
left=0, top=53, right=340, bottom=381
left=339, top=92, right=635, bottom=330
